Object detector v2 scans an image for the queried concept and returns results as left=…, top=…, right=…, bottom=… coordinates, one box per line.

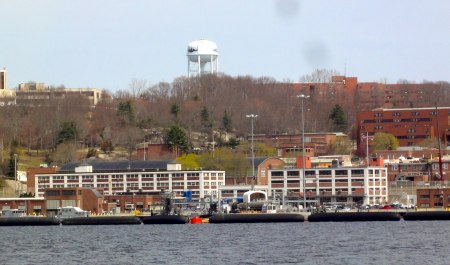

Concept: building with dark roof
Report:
left=58, top=160, right=172, bottom=173
left=33, top=160, right=225, bottom=202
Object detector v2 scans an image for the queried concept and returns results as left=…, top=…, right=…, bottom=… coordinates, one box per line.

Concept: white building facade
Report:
left=35, top=170, right=225, bottom=202
left=268, top=166, right=388, bottom=206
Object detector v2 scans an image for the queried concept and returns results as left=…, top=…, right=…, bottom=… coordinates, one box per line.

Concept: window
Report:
left=287, top=171, right=299, bottom=176
left=46, top=190, right=60, bottom=196
left=392, top=112, right=401, bottom=116
left=62, top=190, right=76, bottom=196
left=419, top=194, right=430, bottom=199
left=319, top=170, right=331, bottom=176
left=335, top=170, right=348, bottom=176
left=351, top=169, right=364, bottom=175
left=318, top=179, right=331, bottom=183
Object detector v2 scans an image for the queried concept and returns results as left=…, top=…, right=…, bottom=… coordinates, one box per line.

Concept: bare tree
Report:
left=299, top=68, right=340, bottom=83
left=129, top=78, right=148, bottom=98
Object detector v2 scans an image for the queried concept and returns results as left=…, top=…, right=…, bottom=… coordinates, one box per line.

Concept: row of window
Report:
left=39, top=174, right=224, bottom=181
left=362, top=118, right=432, bottom=124
left=373, top=111, right=439, bottom=117
left=273, top=169, right=381, bottom=177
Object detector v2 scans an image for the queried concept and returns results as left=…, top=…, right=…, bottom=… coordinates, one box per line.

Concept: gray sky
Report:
left=1, top=0, right=449, bottom=91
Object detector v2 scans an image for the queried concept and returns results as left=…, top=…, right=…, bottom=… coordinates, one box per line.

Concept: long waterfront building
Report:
left=34, top=163, right=225, bottom=202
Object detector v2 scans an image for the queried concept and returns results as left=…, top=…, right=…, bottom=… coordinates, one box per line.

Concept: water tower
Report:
left=187, top=39, right=219, bottom=78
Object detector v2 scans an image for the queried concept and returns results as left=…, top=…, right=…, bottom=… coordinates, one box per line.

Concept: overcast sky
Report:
left=1, top=0, right=449, bottom=92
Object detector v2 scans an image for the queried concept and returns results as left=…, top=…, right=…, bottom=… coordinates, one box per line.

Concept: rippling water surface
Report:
left=0, top=221, right=449, bottom=265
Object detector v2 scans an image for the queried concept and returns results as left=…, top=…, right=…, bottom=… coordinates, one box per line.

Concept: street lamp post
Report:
left=13, top=154, right=18, bottom=196
left=297, top=94, right=310, bottom=210
left=246, top=114, right=258, bottom=190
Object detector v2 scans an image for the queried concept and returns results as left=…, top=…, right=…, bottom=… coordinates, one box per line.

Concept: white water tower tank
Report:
left=187, top=39, right=219, bottom=77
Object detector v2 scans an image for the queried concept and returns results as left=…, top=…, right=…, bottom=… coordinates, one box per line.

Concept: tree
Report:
left=100, top=139, right=114, bottom=154
left=50, top=142, right=78, bottom=165
left=170, top=103, right=180, bottom=122
left=221, top=110, right=232, bottom=132
left=86, top=148, right=98, bottom=158
left=170, top=103, right=180, bottom=117
left=329, top=104, right=347, bottom=132
left=56, top=121, right=78, bottom=146
left=225, top=137, right=240, bottom=149
left=164, top=125, right=189, bottom=157
left=176, top=153, right=200, bottom=170
left=118, top=126, right=143, bottom=160
left=299, top=68, right=340, bottom=83
left=420, top=137, right=439, bottom=149
left=117, top=100, right=135, bottom=124
left=197, top=148, right=250, bottom=184
left=372, top=132, right=399, bottom=151
left=129, top=78, right=147, bottom=98
left=200, top=106, right=212, bottom=132
left=327, top=136, right=353, bottom=155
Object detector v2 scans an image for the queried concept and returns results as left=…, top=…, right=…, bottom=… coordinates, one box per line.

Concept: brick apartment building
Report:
left=290, top=76, right=447, bottom=112
left=356, top=107, right=450, bottom=150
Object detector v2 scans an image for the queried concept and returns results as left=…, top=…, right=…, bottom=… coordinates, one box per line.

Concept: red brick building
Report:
left=26, top=167, right=59, bottom=195
left=416, top=187, right=450, bottom=208
left=44, top=187, right=104, bottom=215
left=251, top=132, right=348, bottom=157
left=356, top=107, right=450, bottom=150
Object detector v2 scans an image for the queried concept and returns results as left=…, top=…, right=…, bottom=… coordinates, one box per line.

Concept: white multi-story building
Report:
left=35, top=163, right=225, bottom=202
left=268, top=166, right=388, bottom=206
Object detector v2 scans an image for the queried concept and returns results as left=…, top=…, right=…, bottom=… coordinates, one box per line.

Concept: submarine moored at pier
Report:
left=141, top=215, right=188, bottom=224
left=60, top=216, right=142, bottom=225
left=403, top=211, right=450, bottom=221
left=0, top=217, right=60, bottom=226
left=307, top=212, right=402, bottom=222
left=209, top=213, right=305, bottom=223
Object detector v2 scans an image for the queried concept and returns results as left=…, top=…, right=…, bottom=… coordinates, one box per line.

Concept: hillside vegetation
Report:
left=1, top=72, right=449, bottom=175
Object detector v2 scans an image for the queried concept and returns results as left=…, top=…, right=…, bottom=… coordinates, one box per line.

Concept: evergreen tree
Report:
left=117, top=100, right=135, bottom=124
left=221, top=110, right=232, bottom=132
left=56, top=121, right=78, bottom=145
left=165, top=125, right=189, bottom=156
left=200, top=106, right=212, bottom=131
left=329, top=104, right=347, bottom=132
left=170, top=103, right=180, bottom=120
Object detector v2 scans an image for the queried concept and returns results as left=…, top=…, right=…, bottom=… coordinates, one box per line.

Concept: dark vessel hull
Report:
left=60, top=216, right=142, bottom=225
left=209, top=213, right=305, bottom=223
left=308, top=212, right=401, bottom=222
left=141, top=215, right=188, bottom=224
left=0, top=217, right=60, bottom=226
left=403, top=211, right=450, bottom=221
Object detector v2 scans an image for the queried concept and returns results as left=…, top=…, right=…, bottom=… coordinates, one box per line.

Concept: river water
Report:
left=0, top=221, right=448, bottom=265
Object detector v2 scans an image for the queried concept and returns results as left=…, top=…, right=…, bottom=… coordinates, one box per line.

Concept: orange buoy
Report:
left=190, top=217, right=202, bottom=224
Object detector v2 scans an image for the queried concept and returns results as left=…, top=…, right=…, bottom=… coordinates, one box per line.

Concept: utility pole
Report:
left=246, top=114, right=258, bottom=190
